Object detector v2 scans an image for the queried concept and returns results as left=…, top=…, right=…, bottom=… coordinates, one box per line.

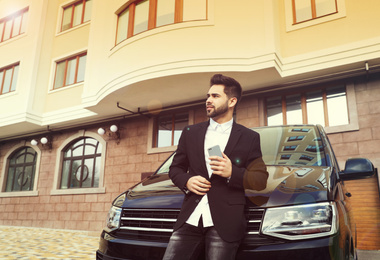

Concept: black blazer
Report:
left=169, top=120, right=266, bottom=242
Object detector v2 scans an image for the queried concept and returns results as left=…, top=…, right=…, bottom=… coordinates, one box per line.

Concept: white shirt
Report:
left=186, top=118, right=233, bottom=227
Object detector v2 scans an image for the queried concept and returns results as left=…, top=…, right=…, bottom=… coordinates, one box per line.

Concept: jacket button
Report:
left=195, top=199, right=200, bottom=203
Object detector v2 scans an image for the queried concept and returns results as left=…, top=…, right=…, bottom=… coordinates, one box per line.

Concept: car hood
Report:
left=123, top=166, right=332, bottom=209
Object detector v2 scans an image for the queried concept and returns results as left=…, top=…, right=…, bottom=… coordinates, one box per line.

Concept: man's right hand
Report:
left=186, top=176, right=211, bottom=195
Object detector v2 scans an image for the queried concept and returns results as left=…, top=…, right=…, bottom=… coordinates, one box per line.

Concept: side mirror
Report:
left=339, top=158, right=377, bottom=180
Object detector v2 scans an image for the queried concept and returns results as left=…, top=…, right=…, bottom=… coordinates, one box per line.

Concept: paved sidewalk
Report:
left=0, top=226, right=100, bottom=259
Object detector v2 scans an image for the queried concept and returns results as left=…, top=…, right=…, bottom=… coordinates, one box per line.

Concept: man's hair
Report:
left=210, top=74, right=242, bottom=105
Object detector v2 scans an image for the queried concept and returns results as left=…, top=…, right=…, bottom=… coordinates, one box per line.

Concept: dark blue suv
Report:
left=97, top=125, right=376, bottom=260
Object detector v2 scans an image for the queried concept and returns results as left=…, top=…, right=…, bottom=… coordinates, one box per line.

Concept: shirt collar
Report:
left=209, top=118, right=233, bottom=132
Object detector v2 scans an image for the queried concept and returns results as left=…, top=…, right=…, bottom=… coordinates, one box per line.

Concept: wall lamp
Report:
left=97, top=124, right=121, bottom=144
left=30, top=136, right=52, bottom=149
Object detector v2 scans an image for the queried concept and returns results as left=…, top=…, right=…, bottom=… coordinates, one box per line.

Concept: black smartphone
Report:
left=208, top=145, right=223, bottom=158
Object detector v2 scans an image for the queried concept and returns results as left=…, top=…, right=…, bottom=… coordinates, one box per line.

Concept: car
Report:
left=96, top=125, right=377, bottom=260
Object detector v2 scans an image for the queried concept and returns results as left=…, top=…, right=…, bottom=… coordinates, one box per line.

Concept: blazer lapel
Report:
left=224, top=122, right=242, bottom=157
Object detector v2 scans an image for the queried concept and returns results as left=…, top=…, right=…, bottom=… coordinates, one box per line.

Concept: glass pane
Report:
left=21, top=166, right=33, bottom=191
left=183, top=0, right=207, bottom=21
left=62, top=6, right=73, bottom=31
left=0, top=71, right=3, bottom=93
left=327, top=86, right=349, bottom=126
left=61, top=160, right=70, bottom=189
left=82, top=158, right=94, bottom=188
left=315, top=0, right=337, bottom=17
left=2, top=67, right=14, bottom=93
left=54, top=61, right=66, bottom=89
left=70, top=160, right=82, bottom=188
left=157, top=115, right=173, bottom=147
left=20, top=11, right=28, bottom=34
left=116, top=8, right=129, bottom=44
left=12, top=15, right=22, bottom=37
left=65, top=58, right=77, bottom=85
left=157, top=0, right=175, bottom=27
left=13, top=167, right=23, bottom=191
left=84, top=143, right=96, bottom=155
left=77, top=55, right=86, bottom=82
left=294, top=0, right=313, bottom=23
left=173, top=113, right=188, bottom=146
left=307, top=91, right=325, bottom=126
left=134, top=0, right=149, bottom=35
left=93, top=158, right=100, bottom=187
left=286, top=95, right=302, bottom=125
left=5, top=167, right=15, bottom=192
left=10, top=65, right=18, bottom=92
left=72, top=144, right=84, bottom=157
left=3, top=20, right=12, bottom=41
left=73, top=2, right=84, bottom=27
left=83, top=0, right=92, bottom=22
left=0, top=22, right=4, bottom=41
left=266, top=97, right=283, bottom=126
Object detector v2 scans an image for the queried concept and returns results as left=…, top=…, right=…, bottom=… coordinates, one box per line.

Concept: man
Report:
left=163, top=74, right=267, bottom=260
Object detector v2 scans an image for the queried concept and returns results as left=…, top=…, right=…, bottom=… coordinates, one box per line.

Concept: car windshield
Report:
left=253, top=125, right=327, bottom=167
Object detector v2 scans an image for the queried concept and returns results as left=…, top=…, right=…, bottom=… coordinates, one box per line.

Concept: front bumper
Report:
left=97, top=230, right=345, bottom=260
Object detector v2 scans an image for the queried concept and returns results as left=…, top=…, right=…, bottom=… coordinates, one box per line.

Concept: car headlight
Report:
left=261, top=202, right=337, bottom=240
left=105, top=206, right=122, bottom=233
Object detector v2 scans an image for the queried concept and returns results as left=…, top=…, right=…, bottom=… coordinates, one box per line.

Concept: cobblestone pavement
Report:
left=0, top=226, right=100, bottom=259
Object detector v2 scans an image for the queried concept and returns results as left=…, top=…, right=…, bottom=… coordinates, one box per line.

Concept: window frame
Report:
left=262, top=83, right=358, bottom=134
left=52, top=52, right=87, bottom=90
left=50, top=131, right=106, bottom=195
left=0, top=7, right=28, bottom=43
left=0, top=142, right=41, bottom=198
left=115, top=0, right=208, bottom=45
left=0, top=63, right=19, bottom=95
left=284, top=0, right=346, bottom=32
left=291, top=0, right=338, bottom=25
left=147, top=110, right=194, bottom=154
left=60, top=0, right=92, bottom=32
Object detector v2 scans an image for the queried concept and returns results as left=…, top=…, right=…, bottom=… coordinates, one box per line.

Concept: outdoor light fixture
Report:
left=98, top=125, right=121, bottom=144
left=30, top=136, right=52, bottom=149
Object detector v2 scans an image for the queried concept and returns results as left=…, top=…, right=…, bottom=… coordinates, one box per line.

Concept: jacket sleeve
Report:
left=228, top=131, right=267, bottom=190
left=169, top=126, right=192, bottom=193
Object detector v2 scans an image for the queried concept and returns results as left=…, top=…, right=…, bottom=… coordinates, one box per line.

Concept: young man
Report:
left=163, top=74, right=267, bottom=260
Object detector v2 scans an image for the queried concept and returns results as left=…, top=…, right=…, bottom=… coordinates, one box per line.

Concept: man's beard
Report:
left=206, top=101, right=229, bottom=119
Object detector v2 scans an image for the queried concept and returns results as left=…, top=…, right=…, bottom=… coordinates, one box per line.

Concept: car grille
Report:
left=116, top=208, right=276, bottom=245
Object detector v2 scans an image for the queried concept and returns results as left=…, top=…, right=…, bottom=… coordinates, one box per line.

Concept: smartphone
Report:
left=208, top=145, right=223, bottom=158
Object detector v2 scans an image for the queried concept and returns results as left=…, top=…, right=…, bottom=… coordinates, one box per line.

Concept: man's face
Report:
left=206, top=84, right=230, bottom=119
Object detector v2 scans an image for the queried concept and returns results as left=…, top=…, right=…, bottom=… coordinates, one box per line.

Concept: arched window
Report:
left=60, top=137, right=102, bottom=189
left=5, top=147, right=37, bottom=192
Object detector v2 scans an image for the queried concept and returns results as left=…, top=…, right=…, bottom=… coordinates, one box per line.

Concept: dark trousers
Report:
left=163, top=221, right=240, bottom=260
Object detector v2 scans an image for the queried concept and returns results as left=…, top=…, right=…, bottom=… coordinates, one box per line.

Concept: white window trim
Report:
left=284, top=0, right=346, bottom=32
left=56, top=0, right=92, bottom=36
left=0, top=141, right=41, bottom=197
left=50, top=130, right=106, bottom=195
left=259, top=83, right=358, bottom=134
left=147, top=110, right=194, bottom=154
left=48, top=49, right=87, bottom=92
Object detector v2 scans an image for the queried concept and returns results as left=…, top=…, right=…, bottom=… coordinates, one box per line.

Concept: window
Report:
left=53, top=53, right=86, bottom=89
left=0, top=63, right=19, bottom=95
left=266, top=86, right=349, bottom=127
left=116, top=0, right=207, bottom=44
left=61, top=0, right=92, bottom=32
left=60, top=137, right=102, bottom=189
left=292, top=0, right=337, bottom=24
left=4, top=147, right=37, bottom=192
left=154, top=112, right=188, bottom=148
left=0, top=8, right=28, bottom=43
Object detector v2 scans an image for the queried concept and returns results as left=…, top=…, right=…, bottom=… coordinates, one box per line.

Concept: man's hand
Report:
left=186, top=176, right=211, bottom=195
left=209, top=152, right=232, bottom=178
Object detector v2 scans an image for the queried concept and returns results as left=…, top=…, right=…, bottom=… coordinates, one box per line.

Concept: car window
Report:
left=156, top=154, right=175, bottom=174
left=254, top=126, right=327, bottom=167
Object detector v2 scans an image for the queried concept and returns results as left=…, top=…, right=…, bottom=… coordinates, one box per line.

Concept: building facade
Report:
left=0, top=0, right=379, bottom=250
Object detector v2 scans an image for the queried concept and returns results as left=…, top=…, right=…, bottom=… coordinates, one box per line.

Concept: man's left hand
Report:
left=209, top=152, right=232, bottom=178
